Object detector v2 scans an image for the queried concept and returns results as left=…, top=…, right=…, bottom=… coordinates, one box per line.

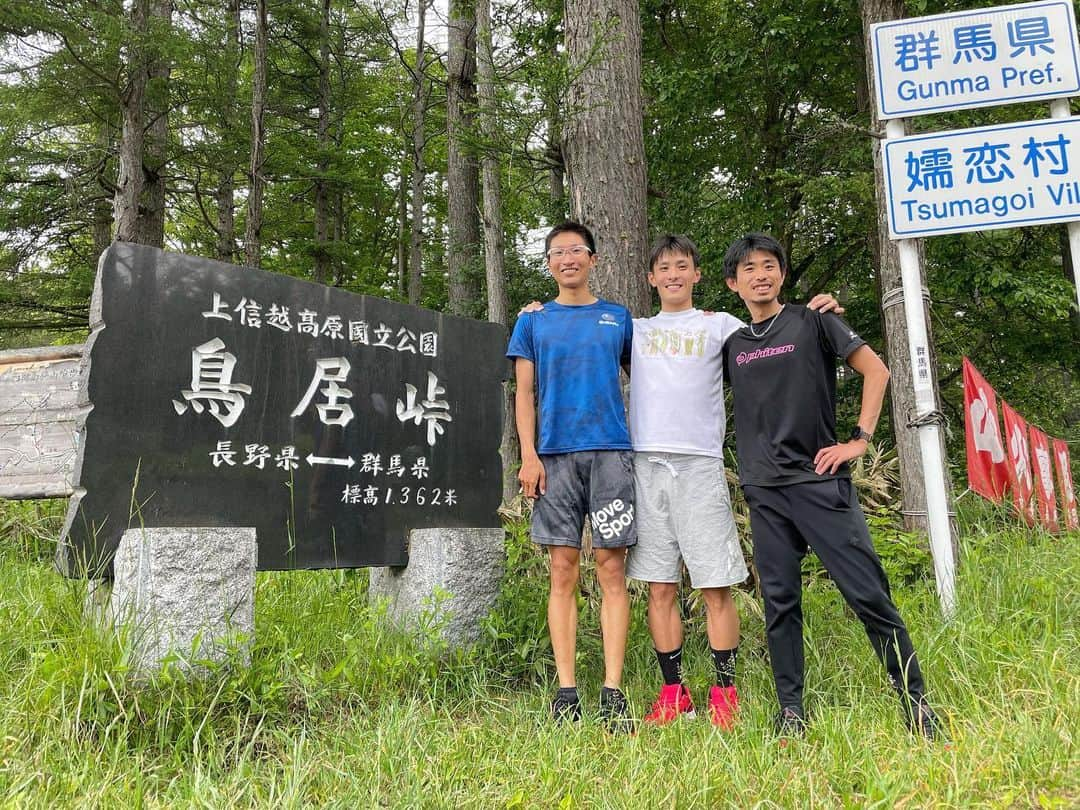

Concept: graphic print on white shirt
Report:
left=629, top=308, right=743, bottom=457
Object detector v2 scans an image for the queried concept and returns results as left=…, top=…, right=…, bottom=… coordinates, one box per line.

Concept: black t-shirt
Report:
left=722, top=304, right=866, bottom=486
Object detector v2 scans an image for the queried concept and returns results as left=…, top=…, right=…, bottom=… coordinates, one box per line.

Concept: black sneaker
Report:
left=551, top=689, right=582, bottom=723
left=905, top=698, right=945, bottom=743
left=599, top=687, right=635, bottom=734
left=773, top=706, right=807, bottom=740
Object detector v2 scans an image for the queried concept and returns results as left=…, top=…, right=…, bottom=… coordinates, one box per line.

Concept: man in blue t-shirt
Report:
left=506, top=221, right=636, bottom=731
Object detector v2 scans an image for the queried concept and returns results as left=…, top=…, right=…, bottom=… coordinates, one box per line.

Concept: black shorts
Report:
left=531, top=450, right=636, bottom=549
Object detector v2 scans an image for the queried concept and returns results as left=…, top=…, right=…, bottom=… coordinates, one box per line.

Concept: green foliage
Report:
left=866, top=508, right=934, bottom=585
left=643, top=0, right=872, bottom=311
left=0, top=1, right=124, bottom=345
left=477, top=505, right=553, bottom=684
left=1, top=0, right=1077, bottom=477
left=0, top=498, right=62, bottom=562
left=0, top=498, right=1077, bottom=804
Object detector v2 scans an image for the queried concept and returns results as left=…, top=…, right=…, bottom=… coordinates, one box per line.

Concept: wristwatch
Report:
left=850, top=425, right=873, bottom=442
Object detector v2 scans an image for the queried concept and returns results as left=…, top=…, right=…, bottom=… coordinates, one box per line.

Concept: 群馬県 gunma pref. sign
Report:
left=59, top=243, right=508, bottom=575
left=870, top=0, right=1080, bottom=119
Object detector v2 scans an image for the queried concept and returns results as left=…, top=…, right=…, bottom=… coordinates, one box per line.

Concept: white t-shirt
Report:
left=629, top=308, right=744, bottom=457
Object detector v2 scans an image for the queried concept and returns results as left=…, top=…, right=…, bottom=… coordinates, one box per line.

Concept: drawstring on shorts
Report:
left=648, top=456, right=678, bottom=478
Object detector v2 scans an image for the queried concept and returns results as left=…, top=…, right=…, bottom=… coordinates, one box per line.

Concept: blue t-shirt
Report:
left=506, top=299, right=633, bottom=454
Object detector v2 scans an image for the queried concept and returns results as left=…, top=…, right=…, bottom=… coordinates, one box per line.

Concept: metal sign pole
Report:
left=886, top=118, right=957, bottom=617
left=1049, top=99, right=1080, bottom=317
left=870, top=0, right=1080, bottom=618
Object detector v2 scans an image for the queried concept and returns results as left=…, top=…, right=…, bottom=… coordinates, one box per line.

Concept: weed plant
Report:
left=0, top=497, right=1075, bottom=807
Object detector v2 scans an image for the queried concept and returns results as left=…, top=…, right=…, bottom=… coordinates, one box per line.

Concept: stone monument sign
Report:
left=60, top=243, right=508, bottom=575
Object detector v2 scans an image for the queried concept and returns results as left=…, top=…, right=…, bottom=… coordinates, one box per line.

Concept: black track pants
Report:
left=744, top=478, right=926, bottom=712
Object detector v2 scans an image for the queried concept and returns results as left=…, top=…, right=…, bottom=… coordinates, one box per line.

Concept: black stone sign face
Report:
left=60, top=243, right=508, bottom=575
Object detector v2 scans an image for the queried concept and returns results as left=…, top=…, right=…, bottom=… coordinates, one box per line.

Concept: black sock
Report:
left=712, top=646, right=738, bottom=688
left=556, top=686, right=579, bottom=704
left=655, top=646, right=683, bottom=685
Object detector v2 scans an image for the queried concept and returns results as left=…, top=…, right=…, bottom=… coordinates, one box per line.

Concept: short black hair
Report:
left=722, top=233, right=788, bottom=279
left=648, top=234, right=700, bottom=273
left=545, top=221, right=596, bottom=255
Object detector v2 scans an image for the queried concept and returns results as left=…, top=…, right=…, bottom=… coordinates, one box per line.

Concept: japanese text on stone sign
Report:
left=172, top=294, right=453, bottom=480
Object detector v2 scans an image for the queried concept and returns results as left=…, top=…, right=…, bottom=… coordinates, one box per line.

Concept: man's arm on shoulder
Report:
left=514, top=357, right=546, bottom=498
left=806, top=293, right=844, bottom=315
left=813, top=345, right=890, bottom=475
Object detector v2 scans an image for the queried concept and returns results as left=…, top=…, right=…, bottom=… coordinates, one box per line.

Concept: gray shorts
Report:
left=531, top=450, right=636, bottom=549
left=627, top=452, right=748, bottom=589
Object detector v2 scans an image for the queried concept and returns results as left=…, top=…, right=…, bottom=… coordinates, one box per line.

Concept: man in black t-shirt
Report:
left=721, top=232, right=942, bottom=742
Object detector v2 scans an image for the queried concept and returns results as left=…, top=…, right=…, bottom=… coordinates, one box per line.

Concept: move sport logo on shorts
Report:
left=591, top=498, right=634, bottom=540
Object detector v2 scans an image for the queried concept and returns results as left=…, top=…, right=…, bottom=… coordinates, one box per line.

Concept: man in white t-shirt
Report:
left=630, top=235, right=840, bottom=729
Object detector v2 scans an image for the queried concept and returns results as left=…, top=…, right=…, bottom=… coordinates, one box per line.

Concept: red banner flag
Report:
left=962, top=358, right=1008, bottom=502
left=1028, top=426, right=1059, bottom=533
left=1000, top=400, right=1036, bottom=525
left=1052, top=438, right=1078, bottom=532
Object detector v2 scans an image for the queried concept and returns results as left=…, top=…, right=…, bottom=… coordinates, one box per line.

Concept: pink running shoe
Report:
left=644, top=683, right=696, bottom=725
left=708, top=685, right=739, bottom=730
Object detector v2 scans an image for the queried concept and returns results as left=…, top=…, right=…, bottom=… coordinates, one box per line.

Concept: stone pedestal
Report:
left=110, top=527, right=257, bottom=674
left=369, top=527, right=505, bottom=648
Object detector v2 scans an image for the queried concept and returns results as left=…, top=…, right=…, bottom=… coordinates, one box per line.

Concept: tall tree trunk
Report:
left=214, top=0, right=241, bottom=263
left=397, top=168, right=408, bottom=296
left=1061, top=225, right=1080, bottom=429
left=93, top=117, right=114, bottom=260
left=137, top=0, right=172, bottom=247
left=1061, top=224, right=1080, bottom=342
left=546, top=94, right=564, bottom=214
left=860, top=0, right=954, bottom=535
left=215, top=170, right=237, bottom=263
left=408, top=0, right=430, bottom=306
left=477, top=0, right=515, bottom=501
left=563, top=0, right=650, bottom=316
left=114, top=0, right=149, bottom=242
left=446, top=0, right=481, bottom=317
left=333, top=187, right=346, bottom=286
left=313, top=0, right=332, bottom=285
left=245, top=0, right=269, bottom=268
left=476, top=0, right=506, bottom=329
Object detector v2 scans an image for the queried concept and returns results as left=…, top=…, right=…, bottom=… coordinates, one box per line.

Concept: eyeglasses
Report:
left=546, top=245, right=593, bottom=259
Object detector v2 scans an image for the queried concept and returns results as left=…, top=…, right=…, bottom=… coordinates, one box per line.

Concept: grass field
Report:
left=0, top=499, right=1076, bottom=808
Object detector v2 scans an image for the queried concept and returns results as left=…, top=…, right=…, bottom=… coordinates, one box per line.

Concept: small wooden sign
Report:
left=0, top=345, right=84, bottom=499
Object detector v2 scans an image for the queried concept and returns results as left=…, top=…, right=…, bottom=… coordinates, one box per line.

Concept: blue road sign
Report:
left=871, top=0, right=1080, bottom=118
left=884, top=117, right=1080, bottom=238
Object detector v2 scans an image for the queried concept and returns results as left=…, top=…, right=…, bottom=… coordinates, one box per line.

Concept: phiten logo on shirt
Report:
left=735, top=343, right=796, bottom=366
left=598, top=313, right=619, bottom=327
